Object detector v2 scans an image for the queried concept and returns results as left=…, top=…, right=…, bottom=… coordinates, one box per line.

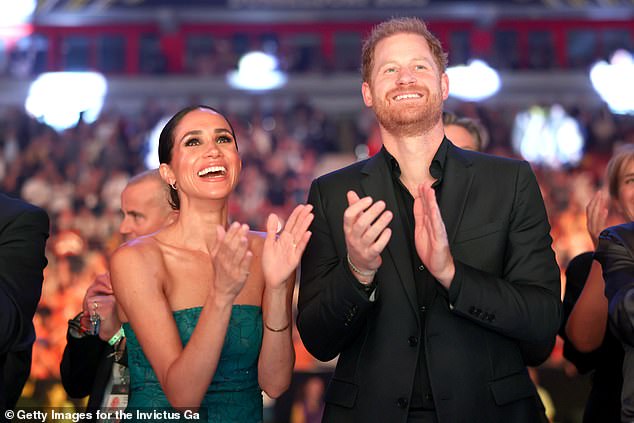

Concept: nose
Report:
left=119, top=217, right=133, bottom=238
left=397, top=68, right=416, bottom=85
left=205, top=142, right=222, bottom=158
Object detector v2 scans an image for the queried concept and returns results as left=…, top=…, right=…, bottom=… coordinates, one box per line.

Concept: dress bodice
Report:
left=123, top=305, right=263, bottom=422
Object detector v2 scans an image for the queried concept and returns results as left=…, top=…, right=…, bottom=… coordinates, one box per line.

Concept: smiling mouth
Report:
left=197, top=166, right=227, bottom=178
left=393, top=93, right=422, bottom=101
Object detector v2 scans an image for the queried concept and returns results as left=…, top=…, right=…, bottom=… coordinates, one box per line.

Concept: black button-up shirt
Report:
left=382, top=138, right=448, bottom=411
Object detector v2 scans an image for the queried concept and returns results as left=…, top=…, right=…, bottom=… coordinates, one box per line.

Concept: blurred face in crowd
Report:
left=160, top=108, right=241, bottom=206
left=361, top=33, right=449, bottom=138
left=119, top=178, right=175, bottom=240
left=616, top=158, right=634, bottom=221
left=445, top=124, right=478, bottom=151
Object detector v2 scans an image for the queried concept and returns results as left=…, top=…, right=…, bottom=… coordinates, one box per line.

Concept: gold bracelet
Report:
left=264, top=321, right=290, bottom=332
left=347, top=253, right=377, bottom=277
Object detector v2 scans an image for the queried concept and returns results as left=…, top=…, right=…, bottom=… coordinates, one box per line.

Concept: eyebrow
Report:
left=378, top=57, right=434, bottom=69
left=120, top=208, right=144, bottom=217
left=181, top=128, right=233, bottom=139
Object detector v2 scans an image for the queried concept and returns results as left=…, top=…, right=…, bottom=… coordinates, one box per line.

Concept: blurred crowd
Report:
left=1, top=97, right=633, bottom=414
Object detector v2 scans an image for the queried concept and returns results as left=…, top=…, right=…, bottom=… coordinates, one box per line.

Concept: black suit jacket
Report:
left=60, top=331, right=115, bottom=412
left=0, top=192, right=48, bottom=410
left=297, top=143, right=561, bottom=423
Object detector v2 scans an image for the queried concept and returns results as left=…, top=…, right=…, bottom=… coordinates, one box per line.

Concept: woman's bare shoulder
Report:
left=111, top=236, right=164, bottom=269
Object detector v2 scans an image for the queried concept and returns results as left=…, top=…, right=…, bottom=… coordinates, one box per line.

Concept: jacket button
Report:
left=396, top=397, right=408, bottom=408
left=408, top=336, right=418, bottom=347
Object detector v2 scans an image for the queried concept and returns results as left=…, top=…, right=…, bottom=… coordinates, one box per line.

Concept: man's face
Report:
left=119, top=179, right=173, bottom=240
left=445, top=124, right=478, bottom=151
left=362, top=33, right=448, bottom=138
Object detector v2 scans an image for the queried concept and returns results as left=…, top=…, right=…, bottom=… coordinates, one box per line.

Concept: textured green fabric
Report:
left=123, top=305, right=263, bottom=422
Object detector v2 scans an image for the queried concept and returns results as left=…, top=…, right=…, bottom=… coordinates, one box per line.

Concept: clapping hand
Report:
left=262, top=204, right=314, bottom=289
left=211, top=222, right=253, bottom=304
left=413, top=184, right=455, bottom=289
left=343, top=191, right=393, bottom=283
left=586, top=190, right=609, bottom=248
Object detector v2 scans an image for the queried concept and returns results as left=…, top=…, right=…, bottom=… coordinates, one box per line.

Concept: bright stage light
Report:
left=227, top=51, right=287, bottom=91
left=0, top=0, right=36, bottom=26
left=446, top=59, right=501, bottom=102
left=25, top=72, right=108, bottom=131
left=512, top=104, right=584, bottom=168
left=590, top=49, right=634, bottom=115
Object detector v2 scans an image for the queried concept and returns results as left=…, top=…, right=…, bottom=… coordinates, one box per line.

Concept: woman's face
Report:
left=616, top=158, right=634, bottom=222
left=163, top=108, right=241, bottom=202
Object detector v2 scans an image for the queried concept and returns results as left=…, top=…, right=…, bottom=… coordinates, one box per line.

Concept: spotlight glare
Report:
left=25, top=72, right=108, bottom=131
left=446, top=59, right=501, bottom=101
left=227, top=51, right=287, bottom=91
left=590, top=49, right=634, bottom=115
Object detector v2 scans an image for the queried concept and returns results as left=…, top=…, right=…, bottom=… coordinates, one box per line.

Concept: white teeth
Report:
left=197, top=166, right=226, bottom=176
left=394, top=93, right=421, bottom=100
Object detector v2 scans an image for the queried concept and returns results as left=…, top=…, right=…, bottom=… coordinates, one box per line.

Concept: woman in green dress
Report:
left=110, top=105, right=313, bottom=422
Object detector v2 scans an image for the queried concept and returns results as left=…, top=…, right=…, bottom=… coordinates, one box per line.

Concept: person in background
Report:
left=297, top=17, right=561, bottom=423
left=595, top=220, right=634, bottom=422
left=562, top=145, right=634, bottom=422
left=60, top=169, right=177, bottom=413
left=290, top=376, right=325, bottom=423
left=110, top=105, right=313, bottom=422
left=0, top=192, right=49, bottom=411
left=442, top=112, right=489, bottom=152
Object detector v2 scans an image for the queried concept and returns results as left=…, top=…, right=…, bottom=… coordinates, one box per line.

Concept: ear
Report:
left=441, top=72, right=449, bottom=101
left=361, top=82, right=373, bottom=108
left=159, top=163, right=175, bottom=186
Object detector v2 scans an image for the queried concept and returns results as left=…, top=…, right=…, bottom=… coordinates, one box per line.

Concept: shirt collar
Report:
left=382, top=137, right=449, bottom=186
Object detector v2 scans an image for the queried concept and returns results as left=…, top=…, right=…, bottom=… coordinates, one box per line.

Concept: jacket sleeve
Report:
left=0, top=205, right=49, bottom=353
left=594, top=225, right=634, bottom=347
left=60, top=329, right=110, bottom=398
left=447, top=161, right=562, bottom=349
left=297, top=179, right=376, bottom=362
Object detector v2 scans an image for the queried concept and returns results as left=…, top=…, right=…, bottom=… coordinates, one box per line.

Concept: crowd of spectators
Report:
left=1, top=97, right=633, bottom=414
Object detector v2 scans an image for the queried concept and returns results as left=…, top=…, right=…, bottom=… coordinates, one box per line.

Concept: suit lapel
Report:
left=440, top=144, right=474, bottom=245
left=360, top=151, right=419, bottom=318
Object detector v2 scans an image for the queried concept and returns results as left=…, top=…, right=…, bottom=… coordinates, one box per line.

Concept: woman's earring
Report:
left=170, top=182, right=177, bottom=191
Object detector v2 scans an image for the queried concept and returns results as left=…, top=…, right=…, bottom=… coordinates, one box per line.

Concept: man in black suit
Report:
left=296, top=17, right=561, bottom=423
left=60, top=169, right=176, bottom=411
left=0, top=192, right=48, bottom=411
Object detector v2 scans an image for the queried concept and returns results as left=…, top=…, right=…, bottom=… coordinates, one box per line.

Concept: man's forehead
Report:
left=122, top=179, right=161, bottom=203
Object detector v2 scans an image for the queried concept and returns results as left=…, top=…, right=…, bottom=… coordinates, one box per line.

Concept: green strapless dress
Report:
left=122, top=305, right=263, bottom=422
